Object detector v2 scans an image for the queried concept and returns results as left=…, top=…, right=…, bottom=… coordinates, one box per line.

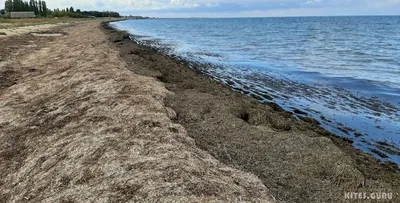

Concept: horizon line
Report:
left=129, top=14, right=400, bottom=19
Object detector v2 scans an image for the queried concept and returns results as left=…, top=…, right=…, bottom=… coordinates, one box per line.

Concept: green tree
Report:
left=18, top=0, right=23, bottom=11
left=3, top=0, right=49, bottom=14
left=69, top=6, right=74, bottom=13
left=39, top=0, right=43, bottom=16
left=12, top=0, right=17, bottom=11
left=33, top=0, right=38, bottom=15
left=29, top=0, right=34, bottom=11
left=23, top=1, right=28, bottom=10
left=4, top=0, right=12, bottom=12
left=41, top=1, right=47, bottom=16
left=13, top=0, right=24, bottom=11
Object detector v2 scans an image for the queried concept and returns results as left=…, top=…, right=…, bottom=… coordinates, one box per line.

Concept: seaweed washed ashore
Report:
left=103, top=21, right=400, bottom=203
left=0, top=21, right=277, bottom=202
left=110, top=17, right=400, bottom=165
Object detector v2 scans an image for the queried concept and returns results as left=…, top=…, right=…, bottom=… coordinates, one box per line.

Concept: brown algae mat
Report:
left=102, top=22, right=400, bottom=203
left=0, top=22, right=277, bottom=202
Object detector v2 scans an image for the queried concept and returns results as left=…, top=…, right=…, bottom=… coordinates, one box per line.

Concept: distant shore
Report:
left=103, top=21, right=400, bottom=202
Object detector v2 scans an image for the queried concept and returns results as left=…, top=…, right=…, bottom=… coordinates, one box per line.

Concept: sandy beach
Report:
left=0, top=21, right=276, bottom=202
left=0, top=20, right=398, bottom=202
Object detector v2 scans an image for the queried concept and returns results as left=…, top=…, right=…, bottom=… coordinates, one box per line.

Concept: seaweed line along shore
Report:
left=103, top=20, right=400, bottom=203
left=0, top=19, right=399, bottom=203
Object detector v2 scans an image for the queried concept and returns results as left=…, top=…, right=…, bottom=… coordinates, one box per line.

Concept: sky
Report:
left=1, top=0, right=400, bottom=18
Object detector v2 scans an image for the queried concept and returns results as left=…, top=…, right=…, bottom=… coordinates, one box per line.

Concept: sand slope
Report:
left=0, top=22, right=276, bottom=202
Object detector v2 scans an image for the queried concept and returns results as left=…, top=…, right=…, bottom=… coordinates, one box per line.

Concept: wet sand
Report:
left=102, top=22, right=400, bottom=203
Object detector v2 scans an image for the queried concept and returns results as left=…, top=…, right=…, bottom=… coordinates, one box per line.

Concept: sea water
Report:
left=111, top=16, right=400, bottom=165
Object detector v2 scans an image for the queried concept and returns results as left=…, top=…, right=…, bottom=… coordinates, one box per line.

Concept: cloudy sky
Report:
left=2, top=0, right=400, bottom=17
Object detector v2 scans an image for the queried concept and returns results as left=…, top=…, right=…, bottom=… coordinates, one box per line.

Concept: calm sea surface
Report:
left=111, top=16, right=400, bottom=165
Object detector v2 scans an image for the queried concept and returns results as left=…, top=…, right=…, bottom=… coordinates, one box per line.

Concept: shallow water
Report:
left=111, top=16, right=400, bottom=165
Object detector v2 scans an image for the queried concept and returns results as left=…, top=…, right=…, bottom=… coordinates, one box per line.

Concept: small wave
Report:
left=193, top=52, right=223, bottom=58
left=376, top=58, right=394, bottom=62
left=353, top=51, right=367, bottom=56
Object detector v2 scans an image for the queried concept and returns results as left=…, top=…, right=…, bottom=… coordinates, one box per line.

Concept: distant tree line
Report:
left=51, top=9, right=120, bottom=18
left=4, top=0, right=48, bottom=17
left=3, top=0, right=120, bottom=18
left=81, top=11, right=120, bottom=18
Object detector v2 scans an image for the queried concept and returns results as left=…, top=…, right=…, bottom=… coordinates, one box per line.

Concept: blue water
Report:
left=111, top=16, right=400, bottom=165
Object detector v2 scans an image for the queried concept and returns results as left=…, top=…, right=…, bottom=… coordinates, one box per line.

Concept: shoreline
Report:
left=102, top=22, right=400, bottom=202
left=110, top=20, right=400, bottom=165
left=109, top=19, right=400, bottom=164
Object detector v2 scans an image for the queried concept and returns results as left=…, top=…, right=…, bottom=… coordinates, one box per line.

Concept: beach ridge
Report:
left=0, top=21, right=277, bottom=202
